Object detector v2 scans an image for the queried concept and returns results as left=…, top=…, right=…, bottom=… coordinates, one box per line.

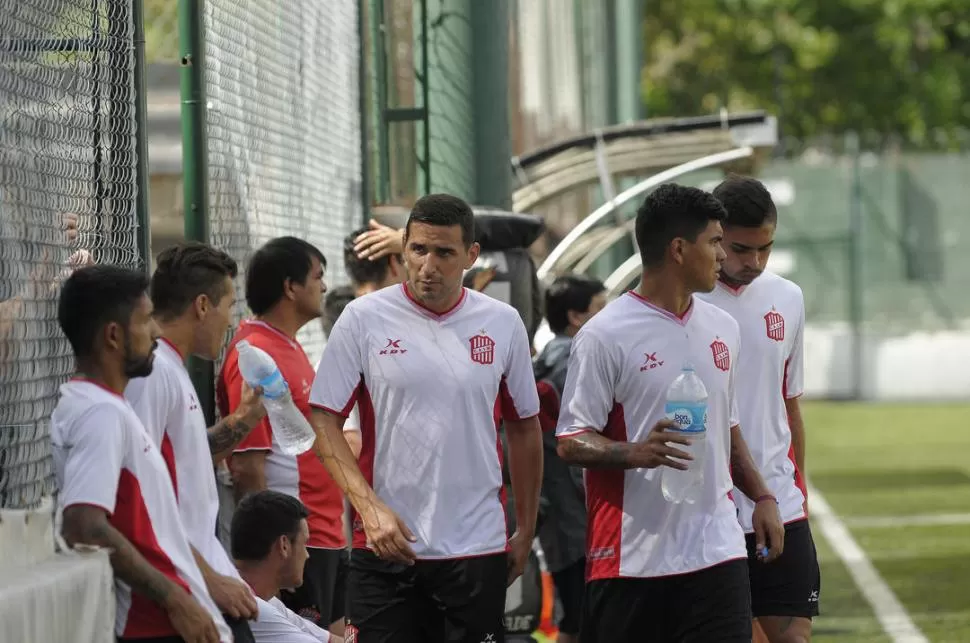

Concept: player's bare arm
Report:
left=230, top=451, right=268, bottom=503
left=504, top=415, right=543, bottom=585
left=191, top=546, right=257, bottom=620
left=557, top=418, right=691, bottom=469
left=785, top=396, right=807, bottom=489
left=62, top=505, right=221, bottom=643
left=208, top=382, right=266, bottom=464
left=730, top=425, right=786, bottom=562
left=310, top=407, right=417, bottom=564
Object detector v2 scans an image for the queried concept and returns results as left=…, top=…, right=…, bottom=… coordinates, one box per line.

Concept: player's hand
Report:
left=630, top=418, right=694, bottom=470
left=506, top=529, right=532, bottom=586
left=164, top=588, right=222, bottom=643
left=207, top=572, right=258, bottom=620
left=354, top=219, right=404, bottom=260
left=236, top=382, right=266, bottom=427
left=752, top=496, right=785, bottom=563
left=363, top=500, right=417, bottom=565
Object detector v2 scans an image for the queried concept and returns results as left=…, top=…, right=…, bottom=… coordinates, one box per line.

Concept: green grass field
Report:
left=536, top=401, right=970, bottom=642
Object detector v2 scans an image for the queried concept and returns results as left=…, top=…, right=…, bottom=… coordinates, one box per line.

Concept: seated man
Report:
left=233, top=490, right=344, bottom=643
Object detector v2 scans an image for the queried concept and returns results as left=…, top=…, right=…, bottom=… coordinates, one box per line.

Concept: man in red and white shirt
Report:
left=698, top=175, right=820, bottom=643
left=125, top=242, right=268, bottom=641
left=218, top=236, right=349, bottom=636
left=556, top=184, right=785, bottom=643
left=51, top=265, right=230, bottom=643
left=310, top=193, right=543, bottom=642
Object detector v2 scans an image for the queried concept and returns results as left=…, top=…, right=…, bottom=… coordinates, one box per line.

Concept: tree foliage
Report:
left=643, top=0, right=970, bottom=146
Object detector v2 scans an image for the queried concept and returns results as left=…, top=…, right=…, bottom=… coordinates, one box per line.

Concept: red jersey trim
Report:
left=401, top=282, right=468, bottom=320
left=625, top=291, right=694, bottom=326
left=112, top=469, right=189, bottom=638
left=158, top=337, right=185, bottom=361
left=69, top=377, right=125, bottom=399
left=159, top=432, right=178, bottom=500
left=585, top=401, right=627, bottom=581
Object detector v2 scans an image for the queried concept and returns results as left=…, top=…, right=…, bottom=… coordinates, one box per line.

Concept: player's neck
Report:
left=75, top=358, right=128, bottom=395
left=257, top=306, right=305, bottom=339
left=235, top=563, right=277, bottom=601
left=637, top=273, right=693, bottom=317
left=155, top=320, right=193, bottom=361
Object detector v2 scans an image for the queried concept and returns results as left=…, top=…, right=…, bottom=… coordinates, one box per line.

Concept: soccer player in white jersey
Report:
left=697, top=175, right=820, bottom=643
left=555, top=184, right=786, bottom=643
left=51, top=265, right=230, bottom=643
left=233, top=491, right=344, bottom=643
left=310, top=193, right=543, bottom=642
left=125, top=242, right=269, bottom=641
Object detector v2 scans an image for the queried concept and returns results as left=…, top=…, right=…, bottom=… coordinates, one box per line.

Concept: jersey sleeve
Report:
left=499, top=315, right=541, bottom=421
left=124, top=366, right=173, bottom=449
left=784, top=297, right=806, bottom=399
left=58, top=405, right=127, bottom=513
left=222, top=346, right=274, bottom=453
left=250, top=598, right=329, bottom=643
left=309, top=306, right=363, bottom=417
left=555, top=329, right=616, bottom=438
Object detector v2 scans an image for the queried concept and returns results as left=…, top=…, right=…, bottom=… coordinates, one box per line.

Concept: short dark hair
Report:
left=245, top=237, right=326, bottom=316
left=635, top=183, right=728, bottom=267
left=405, top=193, right=475, bottom=248
left=150, top=242, right=238, bottom=320
left=322, top=285, right=355, bottom=337
left=231, top=490, right=309, bottom=561
left=712, top=174, right=777, bottom=228
left=343, top=228, right=397, bottom=286
left=58, top=265, right=149, bottom=359
left=545, top=274, right=606, bottom=334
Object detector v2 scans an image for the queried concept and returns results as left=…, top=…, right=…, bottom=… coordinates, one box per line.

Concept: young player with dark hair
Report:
left=125, top=242, right=267, bottom=641
left=698, top=175, right=820, bottom=643
left=556, top=183, right=785, bottom=643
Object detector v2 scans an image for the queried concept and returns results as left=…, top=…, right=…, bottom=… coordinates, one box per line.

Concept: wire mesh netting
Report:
left=205, top=0, right=363, bottom=368
left=0, top=1, right=139, bottom=509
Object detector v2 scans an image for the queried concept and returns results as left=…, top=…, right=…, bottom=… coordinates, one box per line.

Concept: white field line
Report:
left=808, top=482, right=929, bottom=643
left=842, top=512, right=970, bottom=529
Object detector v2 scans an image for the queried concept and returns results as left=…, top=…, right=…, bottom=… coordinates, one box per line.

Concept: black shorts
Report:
left=346, top=548, right=508, bottom=643
left=746, top=518, right=821, bottom=619
left=550, top=557, right=585, bottom=635
left=279, top=547, right=349, bottom=627
left=581, top=559, right=752, bottom=643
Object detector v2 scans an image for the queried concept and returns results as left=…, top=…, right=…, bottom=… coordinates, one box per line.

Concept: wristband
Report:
left=755, top=494, right=777, bottom=505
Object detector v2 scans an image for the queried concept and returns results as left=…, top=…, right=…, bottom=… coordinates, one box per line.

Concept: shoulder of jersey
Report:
left=693, top=296, right=741, bottom=331
left=759, top=270, right=804, bottom=300
left=574, top=295, right=628, bottom=338
left=464, top=287, right=519, bottom=315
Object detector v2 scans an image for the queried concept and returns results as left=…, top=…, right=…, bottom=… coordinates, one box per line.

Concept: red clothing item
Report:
left=218, top=320, right=345, bottom=549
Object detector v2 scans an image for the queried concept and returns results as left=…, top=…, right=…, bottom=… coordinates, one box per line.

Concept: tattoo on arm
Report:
left=557, top=432, right=634, bottom=469
left=207, top=415, right=254, bottom=461
left=63, top=507, right=177, bottom=607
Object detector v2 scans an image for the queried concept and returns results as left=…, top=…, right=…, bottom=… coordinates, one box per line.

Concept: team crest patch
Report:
left=710, top=338, right=730, bottom=372
left=764, top=309, right=785, bottom=341
left=469, top=333, right=495, bottom=365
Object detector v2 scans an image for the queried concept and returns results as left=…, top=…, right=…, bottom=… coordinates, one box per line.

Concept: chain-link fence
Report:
left=0, top=0, right=140, bottom=509
left=204, top=1, right=362, bottom=367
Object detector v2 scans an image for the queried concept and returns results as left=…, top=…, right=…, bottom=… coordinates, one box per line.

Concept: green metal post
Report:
left=847, top=132, right=864, bottom=400
left=132, top=0, right=152, bottom=273
left=178, top=0, right=215, bottom=423
left=470, top=0, right=512, bottom=209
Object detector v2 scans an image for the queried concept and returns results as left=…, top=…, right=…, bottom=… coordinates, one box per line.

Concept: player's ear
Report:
left=193, top=293, right=209, bottom=319
left=669, top=237, right=687, bottom=266
left=464, top=242, right=480, bottom=270
left=103, top=320, right=123, bottom=352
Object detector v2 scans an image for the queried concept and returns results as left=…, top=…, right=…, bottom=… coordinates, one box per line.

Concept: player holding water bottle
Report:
left=555, top=184, right=785, bottom=643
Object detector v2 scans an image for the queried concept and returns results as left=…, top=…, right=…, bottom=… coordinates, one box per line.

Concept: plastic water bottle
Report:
left=660, top=363, right=708, bottom=504
left=235, top=340, right=316, bottom=456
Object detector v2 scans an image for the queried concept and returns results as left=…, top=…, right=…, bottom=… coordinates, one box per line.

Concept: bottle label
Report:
left=664, top=402, right=708, bottom=434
